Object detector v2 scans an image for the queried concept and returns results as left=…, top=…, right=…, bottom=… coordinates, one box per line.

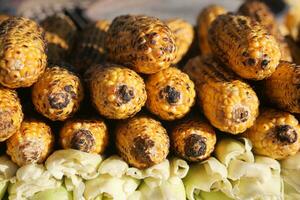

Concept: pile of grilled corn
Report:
left=0, top=0, right=300, bottom=199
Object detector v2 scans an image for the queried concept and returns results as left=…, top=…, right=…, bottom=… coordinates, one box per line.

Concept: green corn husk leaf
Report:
left=281, top=152, right=300, bottom=195
left=8, top=164, right=61, bottom=200
left=29, top=186, right=72, bottom=200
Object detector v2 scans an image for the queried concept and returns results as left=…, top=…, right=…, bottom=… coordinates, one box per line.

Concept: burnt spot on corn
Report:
left=274, top=125, right=298, bottom=144
left=19, top=140, right=41, bottom=163
left=48, top=92, right=70, bottom=109
left=0, top=111, right=13, bottom=132
left=246, top=58, right=256, bottom=66
left=261, top=59, right=270, bottom=69
left=159, top=85, right=181, bottom=104
left=184, top=134, right=207, bottom=158
left=117, top=85, right=135, bottom=105
left=70, top=129, right=95, bottom=153
left=131, top=136, right=155, bottom=166
left=233, top=106, right=249, bottom=123
left=64, top=85, right=77, bottom=99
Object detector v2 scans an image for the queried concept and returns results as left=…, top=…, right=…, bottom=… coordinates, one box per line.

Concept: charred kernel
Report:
left=197, top=4, right=227, bottom=55
left=171, top=119, right=216, bottom=162
left=60, top=118, right=109, bottom=154
left=71, top=20, right=110, bottom=73
left=131, top=136, right=155, bottom=166
left=208, top=14, right=281, bottom=80
left=0, top=17, right=47, bottom=88
left=48, top=93, right=70, bottom=109
left=146, top=67, right=195, bottom=121
left=183, top=56, right=259, bottom=134
left=6, top=119, right=54, bottom=166
left=40, top=14, right=77, bottom=64
left=264, top=61, right=300, bottom=113
left=87, top=64, right=147, bottom=119
left=106, top=15, right=177, bottom=74
left=117, top=85, right=135, bottom=104
left=0, top=87, right=23, bottom=142
left=243, top=108, right=300, bottom=159
left=184, top=134, right=207, bottom=158
left=238, top=0, right=292, bottom=62
left=32, top=66, right=84, bottom=121
left=115, top=116, right=169, bottom=169
left=165, top=18, right=194, bottom=63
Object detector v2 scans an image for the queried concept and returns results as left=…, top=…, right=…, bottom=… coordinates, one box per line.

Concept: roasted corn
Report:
left=0, top=17, right=47, bottom=88
left=243, top=108, right=300, bottom=160
left=264, top=61, right=300, bottom=113
left=72, top=20, right=110, bottom=73
left=197, top=4, right=227, bottom=55
left=183, top=56, right=259, bottom=134
left=165, top=18, right=194, bottom=64
left=238, top=0, right=292, bottom=62
left=59, top=118, right=109, bottom=154
left=208, top=13, right=281, bottom=80
left=106, top=15, right=177, bottom=74
left=0, top=87, right=23, bottom=141
left=32, top=66, right=84, bottom=121
left=115, top=115, right=169, bottom=169
left=6, top=119, right=54, bottom=166
left=146, top=67, right=195, bottom=120
left=88, top=64, right=147, bottom=119
left=40, top=14, right=77, bottom=64
left=171, top=119, right=216, bottom=162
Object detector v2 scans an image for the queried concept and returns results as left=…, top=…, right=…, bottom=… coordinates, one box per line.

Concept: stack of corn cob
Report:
left=0, top=0, right=299, bottom=199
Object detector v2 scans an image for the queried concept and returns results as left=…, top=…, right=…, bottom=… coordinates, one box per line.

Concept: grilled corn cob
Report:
left=59, top=118, right=109, bottom=154
left=72, top=20, right=110, bottom=73
left=171, top=119, right=216, bottom=162
left=208, top=14, right=281, bottom=80
left=0, top=17, right=47, bottom=88
left=243, top=108, right=300, bottom=159
left=263, top=61, right=300, bottom=113
left=183, top=56, right=259, bottom=134
left=0, top=87, right=23, bottom=141
left=106, top=15, right=177, bottom=74
left=6, top=119, right=54, bottom=166
left=40, top=14, right=77, bottom=64
left=238, top=0, right=292, bottom=62
left=146, top=67, right=195, bottom=120
left=197, top=4, right=227, bottom=55
left=115, top=115, right=169, bottom=169
left=0, top=14, right=9, bottom=24
left=88, top=64, right=147, bottom=119
left=32, top=66, right=84, bottom=121
left=165, top=18, right=194, bottom=64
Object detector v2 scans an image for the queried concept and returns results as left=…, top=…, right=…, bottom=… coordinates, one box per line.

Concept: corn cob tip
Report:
left=184, top=134, right=207, bottom=157
left=274, top=125, right=298, bottom=144
left=232, top=105, right=250, bottom=123
left=70, top=129, right=95, bottom=152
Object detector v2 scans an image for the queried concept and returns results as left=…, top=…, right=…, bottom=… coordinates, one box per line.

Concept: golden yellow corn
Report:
left=165, top=18, right=194, bottom=64
left=115, top=115, right=169, bottom=169
left=171, top=118, right=216, bottom=162
left=6, top=119, right=54, bottom=166
left=243, top=108, right=300, bottom=160
left=40, top=14, right=77, bottom=64
left=106, top=15, right=177, bottom=74
left=238, top=0, right=292, bottom=62
left=0, top=17, right=47, bottom=88
left=0, top=87, right=23, bottom=142
left=59, top=118, right=109, bottom=154
left=72, top=20, right=110, bottom=72
left=264, top=61, right=300, bottom=113
left=146, top=67, right=195, bottom=120
left=208, top=14, right=281, bottom=80
left=197, top=4, right=227, bottom=55
left=183, top=56, right=259, bottom=134
left=88, top=63, right=147, bottom=119
left=32, top=66, right=84, bottom=121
